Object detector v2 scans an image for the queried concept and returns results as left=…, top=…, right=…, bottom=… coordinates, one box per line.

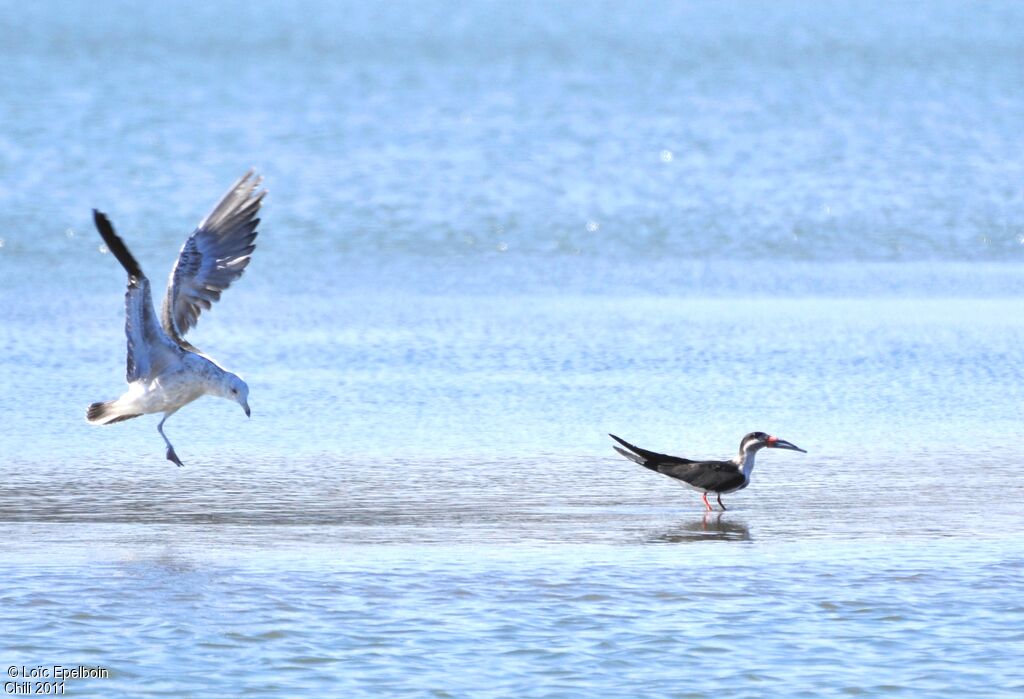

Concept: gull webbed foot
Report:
left=166, top=446, right=184, bottom=467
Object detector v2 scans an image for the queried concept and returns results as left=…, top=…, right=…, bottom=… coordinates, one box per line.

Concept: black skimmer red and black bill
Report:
left=609, top=432, right=807, bottom=511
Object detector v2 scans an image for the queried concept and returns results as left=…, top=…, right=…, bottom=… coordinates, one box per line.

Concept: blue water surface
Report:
left=1, top=1, right=1023, bottom=696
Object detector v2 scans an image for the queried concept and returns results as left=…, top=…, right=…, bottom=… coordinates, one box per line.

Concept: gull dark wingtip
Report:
left=92, top=209, right=144, bottom=279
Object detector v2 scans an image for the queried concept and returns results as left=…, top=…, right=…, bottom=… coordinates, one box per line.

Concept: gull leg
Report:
left=157, top=412, right=184, bottom=467
left=717, top=493, right=727, bottom=511
left=701, top=492, right=713, bottom=511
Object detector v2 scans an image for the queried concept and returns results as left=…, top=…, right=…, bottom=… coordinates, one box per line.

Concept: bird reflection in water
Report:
left=650, top=512, right=752, bottom=543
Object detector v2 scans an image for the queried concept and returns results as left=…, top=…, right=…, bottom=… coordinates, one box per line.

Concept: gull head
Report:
left=221, top=373, right=251, bottom=418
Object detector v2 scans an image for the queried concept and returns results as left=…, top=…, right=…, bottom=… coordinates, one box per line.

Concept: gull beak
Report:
left=242, top=401, right=251, bottom=418
left=768, top=436, right=806, bottom=453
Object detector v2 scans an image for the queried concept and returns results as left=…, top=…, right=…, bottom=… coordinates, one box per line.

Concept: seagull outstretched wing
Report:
left=93, top=210, right=180, bottom=382
left=160, top=170, right=265, bottom=349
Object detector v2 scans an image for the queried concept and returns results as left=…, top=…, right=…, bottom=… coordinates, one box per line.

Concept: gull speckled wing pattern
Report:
left=161, top=170, right=265, bottom=350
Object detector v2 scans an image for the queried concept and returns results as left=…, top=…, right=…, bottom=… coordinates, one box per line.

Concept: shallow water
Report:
left=3, top=1, right=1024, bottom=696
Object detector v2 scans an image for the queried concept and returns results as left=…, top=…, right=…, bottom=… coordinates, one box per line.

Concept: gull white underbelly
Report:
left=122, top=371, right=208, bottom=415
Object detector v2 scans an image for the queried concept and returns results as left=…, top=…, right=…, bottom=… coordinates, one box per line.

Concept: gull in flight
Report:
left=86, top=171, right=265, bottom=466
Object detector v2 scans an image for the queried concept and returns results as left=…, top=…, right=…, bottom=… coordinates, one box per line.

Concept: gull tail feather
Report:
left=86, top=400, right=141, bottom=425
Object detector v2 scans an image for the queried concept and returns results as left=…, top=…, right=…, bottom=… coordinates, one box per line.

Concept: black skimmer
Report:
left=610, top=432, right=806, bottom=511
